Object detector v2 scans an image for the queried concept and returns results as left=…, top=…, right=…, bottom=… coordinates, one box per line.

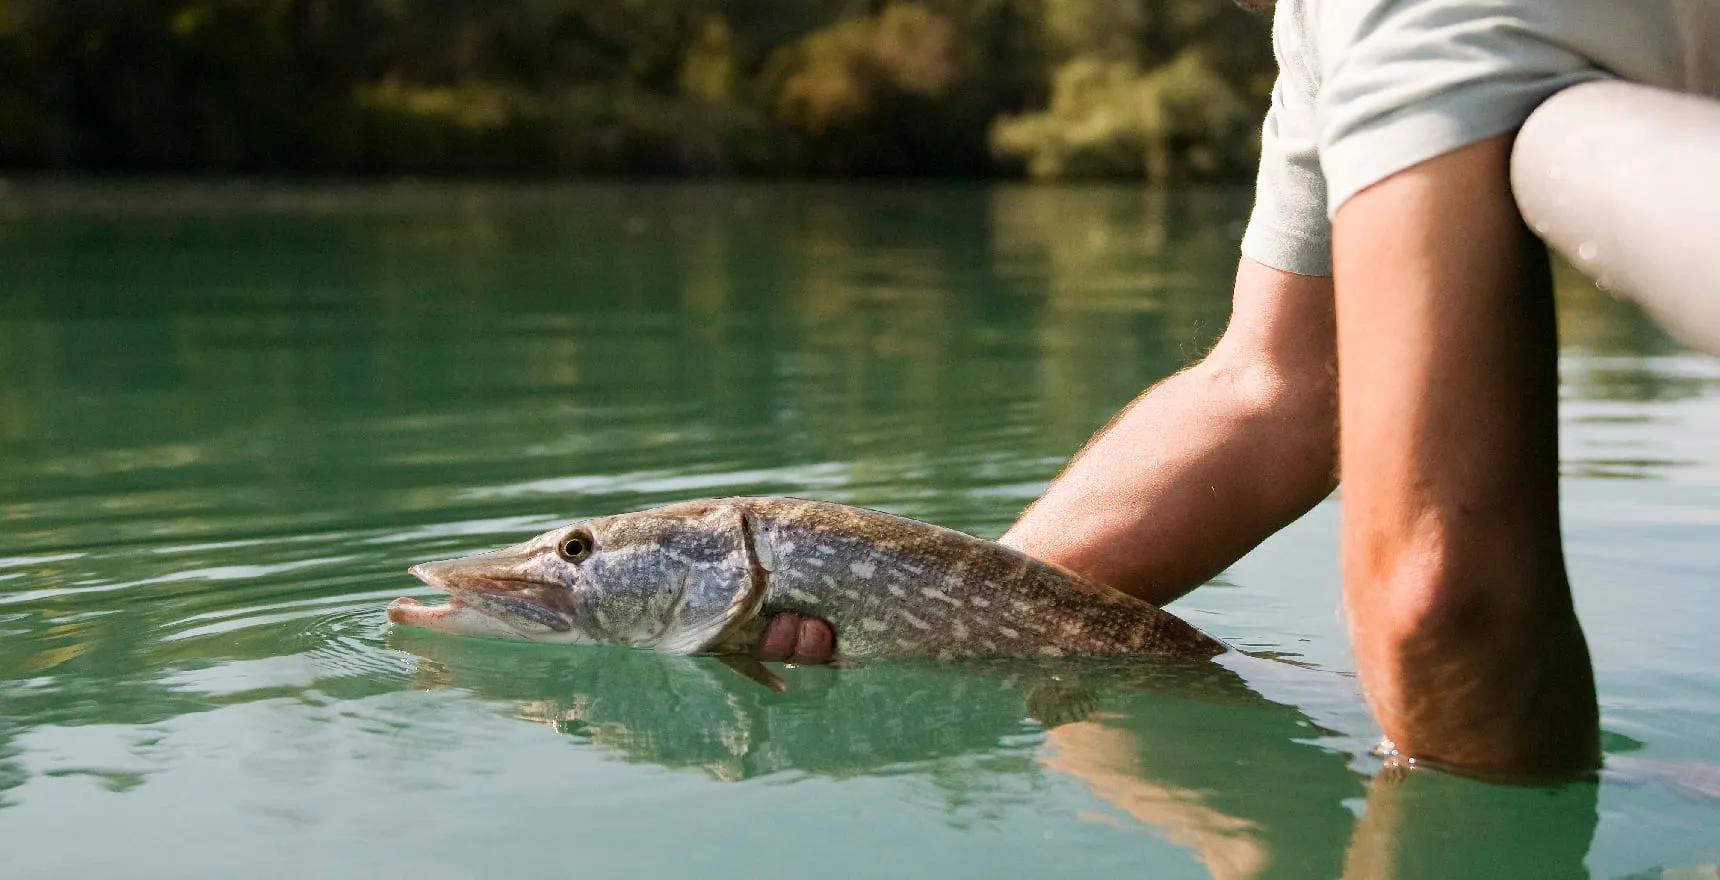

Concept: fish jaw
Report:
left=386, top=595, right=531, bottom=639
left=388, top=551, right=582, bottom=641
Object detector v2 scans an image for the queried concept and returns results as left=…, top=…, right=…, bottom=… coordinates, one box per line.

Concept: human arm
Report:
left=999, top=257, right=1337, bottom=605
left=1332, top=134, right=1598, bottom=778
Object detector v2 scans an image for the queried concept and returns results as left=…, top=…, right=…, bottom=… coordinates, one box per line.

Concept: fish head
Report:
left=388, top=499, right=768, bottom=652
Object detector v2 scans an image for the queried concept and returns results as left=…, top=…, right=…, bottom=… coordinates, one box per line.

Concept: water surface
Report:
left=1, top=182, right=1717, bottom=878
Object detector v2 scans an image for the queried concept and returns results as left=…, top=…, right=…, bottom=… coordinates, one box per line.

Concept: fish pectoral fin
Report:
left=718, top=655, right=789, bottom=693
left=1024, top=680, right=1101, bottom=729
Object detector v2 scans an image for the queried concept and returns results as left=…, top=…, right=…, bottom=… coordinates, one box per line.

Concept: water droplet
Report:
left=1577, top=241, right=1598, bottom=261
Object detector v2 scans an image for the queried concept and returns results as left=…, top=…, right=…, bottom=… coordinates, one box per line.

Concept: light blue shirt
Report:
left=1241, top=0, right=1720, bottom=276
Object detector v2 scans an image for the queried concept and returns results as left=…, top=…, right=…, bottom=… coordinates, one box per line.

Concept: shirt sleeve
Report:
left=1314, top=0, right=1606, bottom=217
left=1241, top=0, right=1334, bottom=277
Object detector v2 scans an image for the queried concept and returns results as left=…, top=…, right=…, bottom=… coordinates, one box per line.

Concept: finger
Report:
left=788, top=618, right=835, bottom=664
left=753, top=612, right=801, bottom=661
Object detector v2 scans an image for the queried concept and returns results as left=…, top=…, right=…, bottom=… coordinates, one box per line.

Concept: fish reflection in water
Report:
left=388, top=626, right=1232, bottom=782
left=387, top=630, right=1614, bottom=878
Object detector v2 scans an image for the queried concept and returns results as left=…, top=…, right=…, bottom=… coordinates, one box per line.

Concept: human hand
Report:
left=751, top=612, right=835, bottom=664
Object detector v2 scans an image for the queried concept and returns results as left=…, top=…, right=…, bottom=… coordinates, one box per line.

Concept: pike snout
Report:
left=388, top=544, right=576, bottom=639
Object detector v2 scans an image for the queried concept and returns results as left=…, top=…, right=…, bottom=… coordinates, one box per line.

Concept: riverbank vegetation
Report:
left=0, top=0, right=1272, bottom=180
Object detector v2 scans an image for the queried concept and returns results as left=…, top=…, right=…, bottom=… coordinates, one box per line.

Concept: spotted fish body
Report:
left=388, top=496, right=1227, bottom=661
left=735, top=498, right=1222, bottom=659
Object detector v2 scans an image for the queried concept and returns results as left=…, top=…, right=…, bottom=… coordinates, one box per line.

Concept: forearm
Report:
left=1002, top=259, right=1337, bottom=606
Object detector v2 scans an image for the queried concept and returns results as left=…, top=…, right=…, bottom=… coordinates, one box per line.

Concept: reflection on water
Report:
left=391, top=632, right=1368, bottom=877
left=0, top=182, right=1717, bottom=878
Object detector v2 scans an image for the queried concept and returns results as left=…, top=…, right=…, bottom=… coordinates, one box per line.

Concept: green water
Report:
left=1, top=182, right=1716, bottom=878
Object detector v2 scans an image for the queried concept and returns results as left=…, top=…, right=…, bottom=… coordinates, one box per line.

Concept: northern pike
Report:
left=387, top=497, right=1226, bottom=662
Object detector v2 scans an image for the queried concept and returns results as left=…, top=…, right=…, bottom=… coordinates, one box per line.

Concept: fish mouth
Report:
left=386, top=594, right=469, bottom=626
left=387, top=560, right=571, bottom=637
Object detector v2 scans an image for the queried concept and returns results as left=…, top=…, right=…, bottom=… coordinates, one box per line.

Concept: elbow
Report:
left=1343, top=522, right=1599, bottom=778
left=1200, top=346, right=1340, bottom=502
left=1345, top=514, right=1581, bottom=671
left=1258, top=366, right=1339, bottom=499
left=1353, top=535, right=1495, bottom=647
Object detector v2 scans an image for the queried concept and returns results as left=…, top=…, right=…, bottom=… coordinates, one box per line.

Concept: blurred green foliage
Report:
left=0, top=0, right=1271, bottom=177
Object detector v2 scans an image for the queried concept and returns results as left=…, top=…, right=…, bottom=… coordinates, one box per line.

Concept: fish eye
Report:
left=556, top=530, right=593, bottom=562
